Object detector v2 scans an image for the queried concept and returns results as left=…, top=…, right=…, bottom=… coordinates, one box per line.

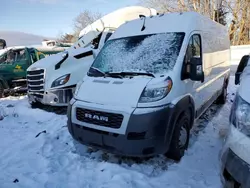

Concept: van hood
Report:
left=75, top=76, right=152, bottom=108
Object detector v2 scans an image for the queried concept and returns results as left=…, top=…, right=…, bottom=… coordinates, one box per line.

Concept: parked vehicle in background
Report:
left=26, top=6, right=157, bottom=107
left=42, top=40, right=73, bottom=48
left=0, top=39, right=6, bottom=50
left=220, top=54, right=250, bottom=188
left=67, top=12, right=231, bottom=161
left=0, top=45, right=66, bottom=97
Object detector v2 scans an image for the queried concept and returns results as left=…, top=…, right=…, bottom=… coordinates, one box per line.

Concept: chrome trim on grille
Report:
left=27, top=68, right=45, bottom=93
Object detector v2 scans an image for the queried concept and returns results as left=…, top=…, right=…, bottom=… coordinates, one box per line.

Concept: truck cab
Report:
left=27, top=6, right=157, bottom=107
left=0, top=47, right=59, bottom=97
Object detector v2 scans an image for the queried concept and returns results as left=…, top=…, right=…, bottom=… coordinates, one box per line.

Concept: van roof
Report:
left=110, top=11, right=227, bottom=39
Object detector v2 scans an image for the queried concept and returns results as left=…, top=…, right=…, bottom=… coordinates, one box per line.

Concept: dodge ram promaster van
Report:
left=67, top=12, right=231, bottom=160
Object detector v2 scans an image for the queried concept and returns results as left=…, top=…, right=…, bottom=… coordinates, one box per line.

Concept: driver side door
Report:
left=12, top=48, right=31, bottom=79
left=182, top=33, right=206, bottom=116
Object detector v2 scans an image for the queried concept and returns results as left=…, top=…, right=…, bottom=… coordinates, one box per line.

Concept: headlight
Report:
left=230, top=94, right=250, bottom=136
left=51, top=74, right=70, bottom=88
left=139, top=77, right=173, bottom=103
left=74, top=80, right=83, bottom=96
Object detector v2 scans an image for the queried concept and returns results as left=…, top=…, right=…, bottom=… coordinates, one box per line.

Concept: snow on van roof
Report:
left=110, top=11, right=227, bottom=40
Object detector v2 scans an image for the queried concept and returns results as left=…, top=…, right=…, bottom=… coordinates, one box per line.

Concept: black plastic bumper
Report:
left=221, top=148, right=250, bottom=187
left=67, top=103, right=175, bottom=157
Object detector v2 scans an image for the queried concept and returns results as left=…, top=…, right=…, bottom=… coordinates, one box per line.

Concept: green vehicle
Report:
left=0, top=45, right=64, bottom=97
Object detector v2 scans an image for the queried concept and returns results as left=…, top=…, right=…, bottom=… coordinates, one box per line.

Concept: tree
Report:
left=58, top=33, right=74, bottom=43
left=73, top=10, right=102, bottom=38
left=226, top=0, right=250, bottom=45
left=141, top=0, right=250, bottom=45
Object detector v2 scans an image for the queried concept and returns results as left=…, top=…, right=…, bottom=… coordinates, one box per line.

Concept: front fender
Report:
left=164, top=95, right=195, bottom=145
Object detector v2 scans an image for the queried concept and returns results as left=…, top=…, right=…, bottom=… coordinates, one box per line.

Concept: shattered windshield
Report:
left=90, top=32, right=185, bottom=76
left=0, top=49, right=26, bottom=64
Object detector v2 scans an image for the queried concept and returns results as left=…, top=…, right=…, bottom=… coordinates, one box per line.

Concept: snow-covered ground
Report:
left=0, top=77, right=237, bottom=188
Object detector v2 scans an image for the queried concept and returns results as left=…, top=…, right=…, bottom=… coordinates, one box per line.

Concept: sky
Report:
left=0, top=0, right=140, bottom=38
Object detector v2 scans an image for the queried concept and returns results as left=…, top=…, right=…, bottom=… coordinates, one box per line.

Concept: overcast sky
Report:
left=0, top=0, right=139, bottom=37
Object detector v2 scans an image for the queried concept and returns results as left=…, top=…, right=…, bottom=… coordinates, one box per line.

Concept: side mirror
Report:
left=235, top=72, right=241, bottom=85
left=235, top=55, right=250, bottom=85
left=189, top=57, right=204, bottom=82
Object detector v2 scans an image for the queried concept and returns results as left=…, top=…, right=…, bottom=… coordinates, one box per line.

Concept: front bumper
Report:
left=220, top=126, right=250, bottom=187
left=28, top=87, right=74, bottom=106
left=221, top=148, right=250, bottom=187
left=67, top=101, right=175, bottom=157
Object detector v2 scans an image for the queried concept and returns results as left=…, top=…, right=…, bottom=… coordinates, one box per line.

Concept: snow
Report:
left=0, top=77, right=237, bottom=188
left=93, top=33, right=184, bottom=75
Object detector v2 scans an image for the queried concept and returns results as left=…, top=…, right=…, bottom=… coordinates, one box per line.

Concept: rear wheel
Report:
left=166, top=111, right=191, bottom=161
left=0, top=82, right=4, bottom=98
left=217, top=80, right=228, bottom=104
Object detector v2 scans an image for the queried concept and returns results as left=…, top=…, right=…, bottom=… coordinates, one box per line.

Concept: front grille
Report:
left=76, top=108, right=124, bottom=129
left=27, top=69, right=44, bottom=75
left=27, top=69, right=45, bottom=92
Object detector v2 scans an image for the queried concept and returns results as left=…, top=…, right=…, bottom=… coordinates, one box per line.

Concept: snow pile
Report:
left=93, top=33, right=184, bottom=75
left=0, top=77, right=237, bottom=188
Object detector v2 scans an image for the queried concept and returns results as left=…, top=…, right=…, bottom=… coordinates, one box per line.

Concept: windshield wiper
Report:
left=88, top=67, right=106, bottom=76
left=106, top=71, right=155, bottom=78
left=88, top=67, right=122, bottom=78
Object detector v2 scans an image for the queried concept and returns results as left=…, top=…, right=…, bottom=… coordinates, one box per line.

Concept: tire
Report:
left=30, top=101, right=41, bottom=109
left=0, top=82, right=4, bottom=98
left=217, top=81, right=228, bottom=104
left=166, top=111, right=191, bottom=161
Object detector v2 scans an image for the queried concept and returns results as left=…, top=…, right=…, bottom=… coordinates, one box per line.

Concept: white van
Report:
left=220, top=55, right=250, bottom=187
left=27, top=6, right=157, bottom=107
left=67, top=12, right=231, bottom=160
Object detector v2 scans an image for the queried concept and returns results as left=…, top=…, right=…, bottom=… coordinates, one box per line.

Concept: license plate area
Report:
left=28, top=94, right=42, bottom=103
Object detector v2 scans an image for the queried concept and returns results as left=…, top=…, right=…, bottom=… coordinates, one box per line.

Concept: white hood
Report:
left=27, top=47, right=93, bottom=71
left=28, top=52, right=63, bottom=70
left=75, top=76, right=152, bottom=108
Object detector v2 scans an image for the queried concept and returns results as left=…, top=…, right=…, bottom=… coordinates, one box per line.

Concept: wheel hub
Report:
left=179, top=125, right=188, bottom=148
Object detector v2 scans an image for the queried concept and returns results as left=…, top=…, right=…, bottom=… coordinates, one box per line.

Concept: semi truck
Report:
left=27, top=6, right=157, bottom=107
left=0, top=44, right=67, bottom=97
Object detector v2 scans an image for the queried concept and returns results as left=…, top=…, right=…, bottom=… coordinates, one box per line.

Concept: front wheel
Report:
left=217, top=82, right=228, bottom=104
left=166, top=112, right=191, bottom=161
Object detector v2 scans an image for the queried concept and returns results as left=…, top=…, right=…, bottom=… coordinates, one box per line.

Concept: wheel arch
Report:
left=0, top=77, right=9, bottom=89
left=164, top=94, right=195, bottom=148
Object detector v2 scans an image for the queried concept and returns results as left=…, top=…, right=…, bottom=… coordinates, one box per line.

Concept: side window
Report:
left=182, top=34, right=202, bottom=80
left=104, top=32, right=113, bottom=43
left=5, top=50, right=15, bottom=64
left=185, top=34, right=201, bottom=63
left=15, top=49, right=27, bottom=61
left=193, top=35, right=201, bottom=58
